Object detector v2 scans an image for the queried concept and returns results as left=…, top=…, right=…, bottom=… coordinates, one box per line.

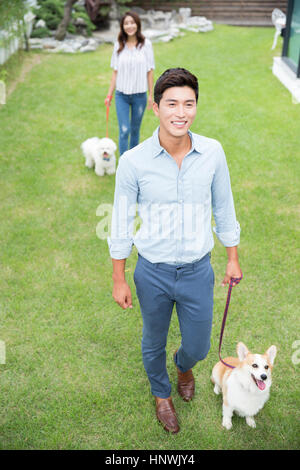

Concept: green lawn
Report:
left=0, top=25, right=299, bottom=450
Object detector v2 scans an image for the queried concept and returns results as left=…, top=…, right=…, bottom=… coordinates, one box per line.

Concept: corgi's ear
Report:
left=237, top=342, right=249, bottom=361
left=265, top=345, right=277, bottom=366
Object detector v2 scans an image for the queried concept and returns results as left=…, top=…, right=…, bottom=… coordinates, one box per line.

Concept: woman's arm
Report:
left=105, top=70, right=118, bottom=106
left=147, top=69, right=154, bottom=109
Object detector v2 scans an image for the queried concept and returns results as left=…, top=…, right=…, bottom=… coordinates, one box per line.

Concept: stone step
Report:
left=129, top=0, right=287, bottom=24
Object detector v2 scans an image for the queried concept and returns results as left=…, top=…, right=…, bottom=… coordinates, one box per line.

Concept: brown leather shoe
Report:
left=174, top=351, right=195, bottom=402
left=155, top=397, right=180, bottom=434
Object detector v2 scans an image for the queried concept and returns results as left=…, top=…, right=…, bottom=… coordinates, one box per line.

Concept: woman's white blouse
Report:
left=111, top=38, right=155, bottom=95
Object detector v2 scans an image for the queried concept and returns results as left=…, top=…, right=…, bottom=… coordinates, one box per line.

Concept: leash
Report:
left=105, top=95, right=113, bottom=138
left=106, top=104, right=110, bottom=138
left=218, top=274, right=243, bottom=369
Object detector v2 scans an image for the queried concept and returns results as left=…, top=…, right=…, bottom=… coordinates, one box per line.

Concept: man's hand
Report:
left=221, top=260, right=243, bottom=287
left=222, top=246, right=242, bottom=287
left=111, top=258, right=133, bottom=309
left=112, top=279, right=133, bottom=310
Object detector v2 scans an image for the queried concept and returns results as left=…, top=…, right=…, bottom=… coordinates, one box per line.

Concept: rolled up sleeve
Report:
left=107, top=155, right=138, bottom=259
left=211, top=143, right=241, bottom=247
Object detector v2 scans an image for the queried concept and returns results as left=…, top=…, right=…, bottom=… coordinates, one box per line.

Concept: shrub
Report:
left=34, top=0, right=64, bottom=30
left=30, top=26, right=51, bottom=38
left=72, top=4, right=96, bottom=36
left=33, top=0, right=96, bottom=37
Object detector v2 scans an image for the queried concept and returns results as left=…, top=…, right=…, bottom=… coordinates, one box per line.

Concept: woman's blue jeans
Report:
left=115, top=90, right=147, bottom=156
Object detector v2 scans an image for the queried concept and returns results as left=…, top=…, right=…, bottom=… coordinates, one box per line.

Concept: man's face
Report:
left=153, top=86, right=197, bottom=138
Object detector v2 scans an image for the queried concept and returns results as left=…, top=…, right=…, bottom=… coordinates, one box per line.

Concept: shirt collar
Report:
left=152, top=126, right=203, bottom=158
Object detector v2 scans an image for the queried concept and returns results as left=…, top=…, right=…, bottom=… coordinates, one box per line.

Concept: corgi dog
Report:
left=211, top=342, right=277, bottom=430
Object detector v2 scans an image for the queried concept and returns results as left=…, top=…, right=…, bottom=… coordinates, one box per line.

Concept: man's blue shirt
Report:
left=108, top=127, right=240, bottom=264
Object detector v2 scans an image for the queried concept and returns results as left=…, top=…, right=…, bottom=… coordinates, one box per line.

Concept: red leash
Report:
left=218, top=274, right=243, bottom=369
left=106, top=105, right=110, bottom=138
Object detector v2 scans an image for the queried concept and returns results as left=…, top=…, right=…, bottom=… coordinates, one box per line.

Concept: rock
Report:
left=69, top=40, right=83, bottom=51
left=108, top=0, right=120, bottom=21
left=35, top=19, right=46, bottom=29
left=86, top=38, right=97, bottom=47
left=178, top=8, right=192, bottom=22
left=81, top=39, right=90, bottom=47
left=42, top=38, right=59, bottom=49
left=79, top=38, right=98, bottom=52
left=51, top=43, right=76, bottom=53
left=74, top=17, right=88, bottom=36
left=143, top=24, right=181, bottom=43
left=186, top=16, right=214, bottom=32
left=79, top=44, right=97, bottom=52
left=143, top=29, right=168, bottom=40
left=43, top=43, right=56, bottom=50
left=140, top=9, right=213, bottom=41
left=74, top=17, right=86, bottom=26
left=140, top=9, right=173, bottom=30
left=28, top=35, right=101, bottom=53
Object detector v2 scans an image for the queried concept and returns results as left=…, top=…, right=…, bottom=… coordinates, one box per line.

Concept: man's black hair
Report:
left=154, top=68, right=199, bottom=105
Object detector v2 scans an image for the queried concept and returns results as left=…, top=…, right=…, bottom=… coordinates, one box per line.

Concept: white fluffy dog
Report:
left=81, top=137, right=117, bottom=176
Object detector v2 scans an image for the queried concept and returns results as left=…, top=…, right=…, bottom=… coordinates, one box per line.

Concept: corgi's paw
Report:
left=222, top=418, right=232, bottom=430
left=246, top=417, right=256, bottom=428
left=213, top=384, right=221, bottom=395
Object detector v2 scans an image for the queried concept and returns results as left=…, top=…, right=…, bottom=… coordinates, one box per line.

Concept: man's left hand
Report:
left=222, top=260, right=243, bottom=287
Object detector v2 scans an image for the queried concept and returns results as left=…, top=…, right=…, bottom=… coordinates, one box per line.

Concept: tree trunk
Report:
left=55, top=0, right=78, bottom=41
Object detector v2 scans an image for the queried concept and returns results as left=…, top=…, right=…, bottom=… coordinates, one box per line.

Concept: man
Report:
left=108, top=68, right=242, bottom=434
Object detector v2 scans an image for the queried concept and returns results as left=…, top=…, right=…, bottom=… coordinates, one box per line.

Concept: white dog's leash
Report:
left=106, top=104, right=110, bottom=138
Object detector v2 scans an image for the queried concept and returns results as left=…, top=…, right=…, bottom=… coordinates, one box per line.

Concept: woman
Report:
left=105, top=11, right=155, bottom=156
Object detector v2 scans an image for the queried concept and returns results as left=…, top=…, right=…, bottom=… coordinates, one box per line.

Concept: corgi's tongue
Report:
left=252, top=374, right=266, bottom=390
left=256, top=379, right=266, bottom=390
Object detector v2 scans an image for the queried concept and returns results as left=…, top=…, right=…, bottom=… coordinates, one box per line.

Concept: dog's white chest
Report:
left=227, top=375, right=269, bottom=417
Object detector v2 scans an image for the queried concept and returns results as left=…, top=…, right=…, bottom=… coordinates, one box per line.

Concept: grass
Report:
left=0, top=25, right=299, bottom=450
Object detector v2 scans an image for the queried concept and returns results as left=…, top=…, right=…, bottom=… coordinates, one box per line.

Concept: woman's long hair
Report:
left=117, top=11, right=145, bottom=54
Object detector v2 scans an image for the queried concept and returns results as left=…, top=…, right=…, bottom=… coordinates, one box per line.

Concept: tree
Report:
left=55, top=0, right=78, bottom=40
